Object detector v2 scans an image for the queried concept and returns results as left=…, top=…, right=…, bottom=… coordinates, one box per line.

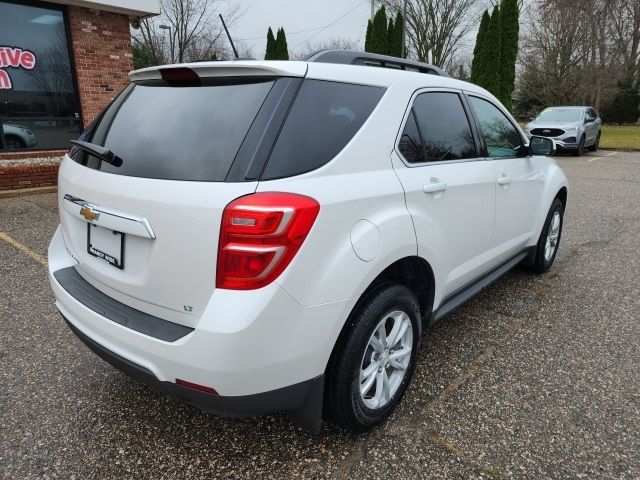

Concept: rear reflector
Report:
left=176, top=378, right=217, bottom=394
left=216, top=192, right=320, bottom=290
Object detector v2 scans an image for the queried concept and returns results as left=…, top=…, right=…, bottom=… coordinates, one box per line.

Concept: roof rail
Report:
left=305, top=50, right=448, bottom=77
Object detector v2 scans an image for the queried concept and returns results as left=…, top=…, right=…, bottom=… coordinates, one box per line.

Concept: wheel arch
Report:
left=324, top=255, right=435, bottom=379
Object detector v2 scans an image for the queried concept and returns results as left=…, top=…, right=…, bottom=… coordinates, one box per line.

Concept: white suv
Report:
left=48, top=51, right=567, bottom=433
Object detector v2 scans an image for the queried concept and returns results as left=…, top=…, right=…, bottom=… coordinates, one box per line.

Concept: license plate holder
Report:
left=87, top=223, right=125, bottom=269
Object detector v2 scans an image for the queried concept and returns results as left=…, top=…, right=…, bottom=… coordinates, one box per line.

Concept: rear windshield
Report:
left=82, top=79, right=275, bottom=181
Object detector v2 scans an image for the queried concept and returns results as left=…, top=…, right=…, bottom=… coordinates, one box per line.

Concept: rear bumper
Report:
left=63, top=315, right=324, bottom=429
left=49, top=225, right=353, bottom=431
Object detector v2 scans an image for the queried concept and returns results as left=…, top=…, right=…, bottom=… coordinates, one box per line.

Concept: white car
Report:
left=2, top=123, right=37, bottom=149
left=48, top=51, right=567, bottom=433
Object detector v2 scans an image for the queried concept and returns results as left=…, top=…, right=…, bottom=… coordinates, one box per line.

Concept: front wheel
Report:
left=528, top=198, right=564, bottom=273
left=588, top=132, right=601, bottom=152
left=573, top=135, right=585, bottom=156
left=325, top=284, right=421, bottom=432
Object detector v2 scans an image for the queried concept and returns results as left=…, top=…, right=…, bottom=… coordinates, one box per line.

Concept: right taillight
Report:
left=216, top=192, right=320, bottom=290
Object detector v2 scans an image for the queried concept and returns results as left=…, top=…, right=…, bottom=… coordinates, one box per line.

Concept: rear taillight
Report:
left=216, top=192, right=320, bottom=290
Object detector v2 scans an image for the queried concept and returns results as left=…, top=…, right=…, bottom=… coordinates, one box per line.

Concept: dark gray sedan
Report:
left=524, top=106, right=602, bottom=156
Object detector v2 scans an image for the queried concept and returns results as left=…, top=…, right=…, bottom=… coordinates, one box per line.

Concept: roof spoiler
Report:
left=129, top=61, right=308, bottom=82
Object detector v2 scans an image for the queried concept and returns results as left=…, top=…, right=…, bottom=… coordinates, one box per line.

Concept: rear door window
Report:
left=77, top=79, right=275, bottom=181
left=261, top=80, right=385, bottom=180
left=399, top=91, right=477, bottom=163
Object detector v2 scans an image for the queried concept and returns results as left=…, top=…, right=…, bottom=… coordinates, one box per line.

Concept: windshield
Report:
left=535, top=108, right=584, bottom=123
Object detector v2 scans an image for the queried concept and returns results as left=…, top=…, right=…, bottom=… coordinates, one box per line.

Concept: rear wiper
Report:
left=70, top=140, right=123, bottom=167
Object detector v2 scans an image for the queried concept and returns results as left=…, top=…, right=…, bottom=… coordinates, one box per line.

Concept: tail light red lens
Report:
left=216, top=192, right=320, bottom=290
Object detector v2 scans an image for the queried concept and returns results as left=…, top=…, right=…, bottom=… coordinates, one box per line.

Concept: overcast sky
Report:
left=232, top=0, right=373, bottom=59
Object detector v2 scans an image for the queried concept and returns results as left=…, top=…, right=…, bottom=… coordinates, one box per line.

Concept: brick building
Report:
left=0, top=0, right=160, bottom=158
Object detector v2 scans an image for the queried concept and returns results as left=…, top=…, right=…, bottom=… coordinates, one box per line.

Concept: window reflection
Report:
left=0, top=1, right=81, bottom=151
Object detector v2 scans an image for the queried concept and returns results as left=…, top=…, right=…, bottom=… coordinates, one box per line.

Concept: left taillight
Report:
left=216, top=192, right=320, bottom=290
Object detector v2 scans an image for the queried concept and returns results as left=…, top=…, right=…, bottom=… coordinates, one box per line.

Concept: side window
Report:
left=404, top=92, right=476, bottom=163
left=588, top=108, right=598, bottom=120
left=398, top=111, right=423, bottom=163
left=468, top=96, right=523, bottom=158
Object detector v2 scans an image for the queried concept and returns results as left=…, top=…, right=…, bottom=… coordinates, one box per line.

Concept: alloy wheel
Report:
left=544, top=211, right=561, bottom=262
left=359, top=310, right=413, bottom=409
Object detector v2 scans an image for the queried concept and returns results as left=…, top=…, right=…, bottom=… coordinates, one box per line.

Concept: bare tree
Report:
left=133, top=0, right=244, bottom=64
left=387, top=0, right=484, bottom=68
left=292, top=37, right=361, bottom=61
left=517, top=0, right=639, bottom=111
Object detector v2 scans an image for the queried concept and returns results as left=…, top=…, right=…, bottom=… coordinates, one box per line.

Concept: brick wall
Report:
left=0, top=164, right=59, bottom=191
left=67, top=6, right=133, bottom=127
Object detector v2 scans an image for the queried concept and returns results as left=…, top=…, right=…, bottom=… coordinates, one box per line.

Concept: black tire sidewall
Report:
left=327, top=284, right=421, bottom=431
left=533, top=198, right=564, bottom=272
left=574, top=135, right=585, bottom=156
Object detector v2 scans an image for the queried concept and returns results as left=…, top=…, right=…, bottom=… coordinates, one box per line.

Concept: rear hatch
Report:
left=58, top=62, right=306, bottom=326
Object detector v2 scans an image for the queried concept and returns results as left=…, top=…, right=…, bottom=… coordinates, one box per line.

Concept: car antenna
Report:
left=219, top=14, right=239, bottom=59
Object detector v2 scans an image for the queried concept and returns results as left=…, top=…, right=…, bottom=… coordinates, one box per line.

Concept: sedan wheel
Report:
left=544, top=211, right=561, bottom=263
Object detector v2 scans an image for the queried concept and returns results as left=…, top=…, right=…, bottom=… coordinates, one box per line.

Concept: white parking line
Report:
left=588, top=151, right=618, bottom=162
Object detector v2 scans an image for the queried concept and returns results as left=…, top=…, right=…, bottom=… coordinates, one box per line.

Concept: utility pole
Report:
left=401, top=0, right=407, bottom=59
left=371, top=0, right=375, bottom=21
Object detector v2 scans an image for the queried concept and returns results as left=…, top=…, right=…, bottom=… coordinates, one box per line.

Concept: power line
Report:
left=236, top=16, right=366, bottom=41
left=292, top=0, right=369, bottom=50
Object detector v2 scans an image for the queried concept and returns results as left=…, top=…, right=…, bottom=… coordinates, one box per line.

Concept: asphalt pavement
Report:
left=1, top=150, right=639, bottom=479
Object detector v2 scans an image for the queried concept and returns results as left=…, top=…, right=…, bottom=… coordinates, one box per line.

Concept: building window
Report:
left=0, top=1, right=81, bottom=151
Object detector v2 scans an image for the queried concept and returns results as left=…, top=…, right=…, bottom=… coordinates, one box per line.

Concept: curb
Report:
left=0, top=186, right=57, bottom=199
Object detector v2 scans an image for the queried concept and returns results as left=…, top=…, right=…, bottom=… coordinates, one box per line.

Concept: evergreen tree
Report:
left=369, top=5, right=388, bottom=55
left=602, top=78, right=640, bottom=124
left=275, top=28, right=289, bottom=60
left=387, top=17, right=395, bottom=55
left=132, top=43, right=155, bottom=69
left=389, top=11, right=406, bottom=58
left=265, top=27, right=277, bottom=60
left=471, top=10, right=490, bottom=84
left=477, top=6, right=502, bottom=97
left=365, top=20, right=373, bottom=52
left=499, top=0, right=519, bottom=110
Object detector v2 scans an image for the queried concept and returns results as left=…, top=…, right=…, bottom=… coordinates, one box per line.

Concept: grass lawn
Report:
left=599, top=125, right=640, bottom=151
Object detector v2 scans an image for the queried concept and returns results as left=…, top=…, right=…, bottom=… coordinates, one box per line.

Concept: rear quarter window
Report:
left=261, top=80, right=385, bottom=180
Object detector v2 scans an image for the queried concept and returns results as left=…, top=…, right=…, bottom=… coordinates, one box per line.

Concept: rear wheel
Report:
left=528, top=198, right=564, bottom=273
left=588, top=132, right=601, bottom=152
left=325, top=284, right=421, bottom=432
left=573, top=135, right=585, bottom=156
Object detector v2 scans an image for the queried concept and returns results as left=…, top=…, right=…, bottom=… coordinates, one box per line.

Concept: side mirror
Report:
left=530, top=136, right=555, bottom=156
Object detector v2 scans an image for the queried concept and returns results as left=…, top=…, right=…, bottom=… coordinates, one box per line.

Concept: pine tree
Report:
left=391, top=11, right=404, bottom=58
left=275, top=27, right=289, bottom=60
left=369, top=5, right=388, bottom=55
left=387, top=17, right=395, bottom=55
left=265, top=27, right=276, bottom=60
left=477, top=6, right=502, bottom=97
left=365, top=20, right=373, bottom=52
left=499, top=0, right=519, bottom=110
left=602, top=78, right=640, bottom=124
left=471, top=10, right=490, bottom=84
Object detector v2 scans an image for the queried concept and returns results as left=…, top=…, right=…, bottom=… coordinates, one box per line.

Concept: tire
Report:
left=528, top=198, right=564, bottom=273
left=3, top=135, right=25, bottom=150
left=588, top=132, right=601, bottom=152
left=325, top=284, right=421, bottom=432
left=573, top=135, right=585, bottom=156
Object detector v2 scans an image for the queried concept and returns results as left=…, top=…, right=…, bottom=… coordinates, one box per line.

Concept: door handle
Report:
left=497, top=176, right=511, bottom=186
left=422, top=180, right=447, bottom=194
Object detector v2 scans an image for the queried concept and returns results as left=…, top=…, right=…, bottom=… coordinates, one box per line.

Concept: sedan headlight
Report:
left=564, top=126, right=579, bottom=131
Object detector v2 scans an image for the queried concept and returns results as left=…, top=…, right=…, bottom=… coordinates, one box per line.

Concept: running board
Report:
left=431, top=249, right=532, bottom=324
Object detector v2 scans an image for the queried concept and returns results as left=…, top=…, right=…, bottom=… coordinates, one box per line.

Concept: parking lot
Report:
left=1, top=151, right=639, bottom=479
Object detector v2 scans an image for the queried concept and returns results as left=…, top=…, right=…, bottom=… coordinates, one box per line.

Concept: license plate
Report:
left=87, top=224, right=125, bottom=269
